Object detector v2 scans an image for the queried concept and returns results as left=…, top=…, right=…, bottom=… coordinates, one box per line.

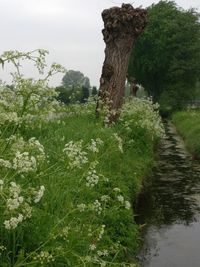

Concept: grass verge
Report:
left=172, top=109, right=200, bottom=159
left=23, top=113, right=154, bottom=266
left=1, top=99, right=164, bottom=266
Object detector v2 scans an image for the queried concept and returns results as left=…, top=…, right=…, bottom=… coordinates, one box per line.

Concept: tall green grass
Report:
left=0, top=100, right=163, bottom=266
left=172, top=109, right=200, bottom=158
left=19, top=112, right=155, bottom=266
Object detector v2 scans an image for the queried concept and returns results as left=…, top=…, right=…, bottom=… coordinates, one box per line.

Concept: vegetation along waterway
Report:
left=136, top=121, right=200, bottom=267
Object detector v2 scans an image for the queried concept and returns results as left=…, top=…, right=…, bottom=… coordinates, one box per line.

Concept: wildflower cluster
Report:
left=0, top=49, right=66, bottom=129
left=0, top=50, right=61, bottom=235
left=87, top=138, right=104, bottom=153
left=0, top=245, right=6, bottom=256
left=13, top=151, right=37, bottom=173
left=113, top=133, right=123, bottom=153
left=0, top=159, right=12, bottom=169
left=77, top=203, right=86, bottom=212
left=86, top=165, right=99, bottom=187
left=1, top=181, right=45, bottom=230
left=63, top=138, right=104, bottom=169
left=120, top=97, right=165, bottom=140
left=61, top=96, right=97, bottom=118
left=0, top=179, right=3, bottom=191
left=6, top=182, right=23, bottom=211
left=95, top=92, right=119, bottom=126
left=4, top=214, right=24, bottom=230
left=63, top=140, right=88, bottom=169
left=33, top=251, right=54, bottom=265
left=92, top=199, right=102, bottom=215
left=33, top=185, right=45, bottom=203
left=97, top=224, right=106, bottom=241
left=9, top=136, right=46, bottom=162
left=0, top=135, right=46, bottom=174
left=117, top=195, right=131, bottom=210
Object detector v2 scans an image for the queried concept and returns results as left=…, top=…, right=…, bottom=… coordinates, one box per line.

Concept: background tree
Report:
left=56, top=86, right=71, bottom=104
left=80, top=86, right=89, bottom=103
left=58, top=70, right=91, bottom=104
left=91, top=86, right=98, bottom=96
left=56, top=85, right=83, bottom=104
left=82, top=76, right=90, bottom=89
left=128, top=0, right=200, bottom=112
left=80, top=76, right=90, bottom=103
left=194, top=81, right=200, bottom=100
left=62, top=70, right=85, bottom=87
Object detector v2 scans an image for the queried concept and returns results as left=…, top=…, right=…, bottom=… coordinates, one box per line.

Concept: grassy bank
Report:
left=0, top=51, right=165, bottom=266
left=172, top=109, right=200, bottom=158
left=24, top=110, right=153, bottom=265
left=0, top=100, right=164, bottom=266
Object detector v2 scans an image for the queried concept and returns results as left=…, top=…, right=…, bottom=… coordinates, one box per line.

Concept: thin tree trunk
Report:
left=128, top=77, right=138, bottom=97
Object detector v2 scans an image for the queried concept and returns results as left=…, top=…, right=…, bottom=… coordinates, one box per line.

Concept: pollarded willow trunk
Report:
left=96, top=4, right=147, bottom=121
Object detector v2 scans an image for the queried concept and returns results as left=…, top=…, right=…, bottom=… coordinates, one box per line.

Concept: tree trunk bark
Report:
left=96, top=4, right=147, bottom=122
left=128, top=77, right=138, bottom=97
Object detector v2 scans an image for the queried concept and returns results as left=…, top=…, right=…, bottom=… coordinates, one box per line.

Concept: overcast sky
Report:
left=0, top=0, right=199, bottom=87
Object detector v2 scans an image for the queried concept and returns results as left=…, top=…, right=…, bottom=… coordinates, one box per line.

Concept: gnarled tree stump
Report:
left=96, top=4, right=147, bottom=121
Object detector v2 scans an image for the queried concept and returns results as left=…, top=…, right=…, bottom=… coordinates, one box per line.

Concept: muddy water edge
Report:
left=135, top=121, right=200, bottom=267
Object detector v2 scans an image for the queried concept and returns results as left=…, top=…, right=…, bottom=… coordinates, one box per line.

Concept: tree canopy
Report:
left=62, top=70, right=90, bottom=89
left=57, top=70, right=91, bottom=104
left=128, top=0, right=200, bottom=111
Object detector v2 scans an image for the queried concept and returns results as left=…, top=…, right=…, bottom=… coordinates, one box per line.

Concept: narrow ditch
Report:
left=136, top=121, right=200, bottom=267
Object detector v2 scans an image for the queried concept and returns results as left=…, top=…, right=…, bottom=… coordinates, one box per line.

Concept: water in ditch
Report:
left=136, top=121, right=200, bottom=267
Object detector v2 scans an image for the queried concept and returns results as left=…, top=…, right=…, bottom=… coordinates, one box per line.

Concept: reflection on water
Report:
left=136, top=122, right=200, bottom=267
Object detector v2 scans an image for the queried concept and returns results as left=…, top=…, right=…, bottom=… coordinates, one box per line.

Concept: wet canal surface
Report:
left=136, top=122, right=200, bottom=267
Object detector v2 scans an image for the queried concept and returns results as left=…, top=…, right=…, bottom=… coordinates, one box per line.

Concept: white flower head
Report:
left=63, top=140, right=88, bottom=169
left=0, top=179, right=4, bottom=191
left=77, top=203, right=86, bottom=212
left=13, top=151, right=37, bottom=173
left=117, top=195, right=124, bottom=203
left=113, top=187, right=121, bottom=192
left=34, top=251, right=54, bottom=264
left=125, top=200, right=131, bottom=210
left=33, top=185, right=45, bottom=203
left=113, top=133, right=123, bottom=153
left=0, top=159, right=12, bottom=169
left=4, top=213, right=24, bottom=230
left=92, top=200, right=102, bottom=215
left=86, top=168, right=99, bottom=187
left=100, top=195, right=110, bottom=202
left=89, top=244, right=96, bottom=251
